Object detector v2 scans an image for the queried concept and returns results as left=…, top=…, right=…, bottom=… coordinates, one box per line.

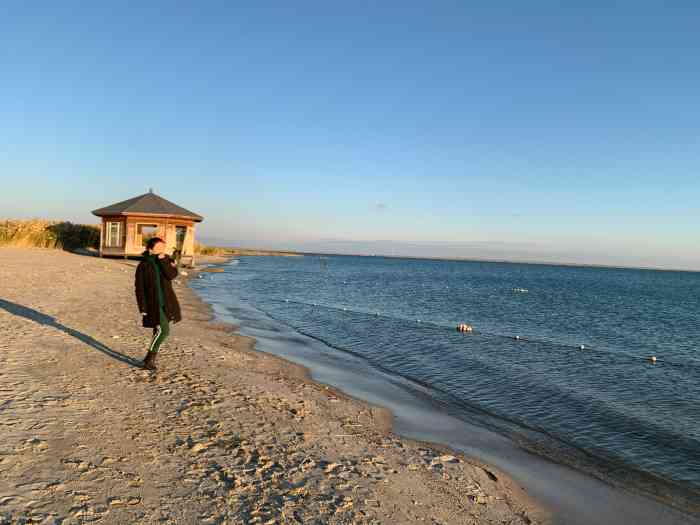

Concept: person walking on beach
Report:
left=135, top=237, right=182, bottom=370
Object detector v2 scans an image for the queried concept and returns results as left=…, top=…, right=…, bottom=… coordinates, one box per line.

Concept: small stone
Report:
left=301, top=459, right=316, bottom=471
left=324, top=463, right=340, bottom=473
left=191, top=443, right=209, bottom=453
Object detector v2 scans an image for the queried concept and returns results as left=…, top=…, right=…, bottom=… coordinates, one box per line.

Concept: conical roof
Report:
left=92, top=191, right=203, bottom=222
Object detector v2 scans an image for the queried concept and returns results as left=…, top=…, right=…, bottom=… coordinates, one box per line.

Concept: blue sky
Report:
left=1, top=2, right=699, bottom=269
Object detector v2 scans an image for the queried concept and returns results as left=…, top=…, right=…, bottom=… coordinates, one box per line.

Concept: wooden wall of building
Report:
left=99, top=215, right=196, bottom=258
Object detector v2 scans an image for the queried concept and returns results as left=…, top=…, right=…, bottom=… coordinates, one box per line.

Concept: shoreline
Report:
left=0, top=247, right=543, bottom=524
left=185, top=255, right=549, bottom=521
left=190, top=254, right=700, bottom=524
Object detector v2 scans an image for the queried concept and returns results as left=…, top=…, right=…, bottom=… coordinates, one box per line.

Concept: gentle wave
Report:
left=253, top=296, right=700, bottom=372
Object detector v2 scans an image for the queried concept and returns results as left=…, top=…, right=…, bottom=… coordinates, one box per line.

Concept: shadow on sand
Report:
left=0, top=298, right=144, bottom=369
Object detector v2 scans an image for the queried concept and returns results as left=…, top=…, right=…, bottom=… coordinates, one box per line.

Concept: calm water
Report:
left=192, top=255, right=700, bottom=508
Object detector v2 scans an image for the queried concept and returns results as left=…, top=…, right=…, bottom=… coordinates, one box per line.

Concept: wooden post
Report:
left=164, top=217, right=169, bottom=253
left=98, top=220, right=103, bottom=257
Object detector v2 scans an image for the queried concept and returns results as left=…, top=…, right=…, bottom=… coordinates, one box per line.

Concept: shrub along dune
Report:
left=0, top=219, right=99, bottom=251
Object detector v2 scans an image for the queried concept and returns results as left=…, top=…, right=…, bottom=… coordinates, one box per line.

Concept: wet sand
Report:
left=0, top=247, right=542, bottom=524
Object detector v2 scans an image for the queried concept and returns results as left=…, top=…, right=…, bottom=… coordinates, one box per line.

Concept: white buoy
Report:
left=578, top=344, right=586, bottom=350
left=648, top=356, right=657, bottom=364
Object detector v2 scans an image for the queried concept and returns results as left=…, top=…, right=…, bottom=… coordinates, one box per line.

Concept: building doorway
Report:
left=175, top=226, right=187, bottom=251
left=137, top=224, right=159, bottom=248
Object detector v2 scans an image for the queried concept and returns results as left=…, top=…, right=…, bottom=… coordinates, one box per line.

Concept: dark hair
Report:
left=146, top=237, right=165, bottom=250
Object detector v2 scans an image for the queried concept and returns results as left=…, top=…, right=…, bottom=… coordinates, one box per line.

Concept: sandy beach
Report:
left=0, top=247, right=543, bottom=524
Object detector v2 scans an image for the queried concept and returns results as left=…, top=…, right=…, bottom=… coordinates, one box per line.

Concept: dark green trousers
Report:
left=148, top=306, right=170, bottom=354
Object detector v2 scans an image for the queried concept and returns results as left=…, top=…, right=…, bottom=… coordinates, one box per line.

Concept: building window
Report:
left=137, top=224, right=159, bottom=247
left=105, top=221, right=122, bottom=247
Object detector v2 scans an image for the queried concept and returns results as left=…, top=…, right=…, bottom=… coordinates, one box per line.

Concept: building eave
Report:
left=92, top=211, right=203, bottom=222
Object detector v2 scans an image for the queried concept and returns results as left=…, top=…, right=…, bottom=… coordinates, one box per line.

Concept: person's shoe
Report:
left=142, top=352, right=157, bottom=371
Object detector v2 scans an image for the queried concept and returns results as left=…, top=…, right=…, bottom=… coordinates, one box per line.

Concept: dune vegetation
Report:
left=194, top=241, right=300, bottom=257
left=0, top=219, right=100, bottom=250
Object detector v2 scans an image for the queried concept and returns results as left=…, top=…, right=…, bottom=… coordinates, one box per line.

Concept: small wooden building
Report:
left=92, top=190, right=203, bottom=265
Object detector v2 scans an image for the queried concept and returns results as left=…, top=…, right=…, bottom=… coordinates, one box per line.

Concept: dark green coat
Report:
left=135, top=252, right=182, bottom=328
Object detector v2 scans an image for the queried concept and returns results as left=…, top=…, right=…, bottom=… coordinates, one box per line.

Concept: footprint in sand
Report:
left=14, top=438, right=48, bottom=453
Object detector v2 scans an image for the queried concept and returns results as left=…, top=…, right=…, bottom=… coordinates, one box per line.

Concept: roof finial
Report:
left=148, top=187, right=154, bottom=194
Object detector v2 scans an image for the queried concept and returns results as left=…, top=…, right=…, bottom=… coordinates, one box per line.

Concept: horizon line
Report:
left=213, top=245, right=700, bottom=274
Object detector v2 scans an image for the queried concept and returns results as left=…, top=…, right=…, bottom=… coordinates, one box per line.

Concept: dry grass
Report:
left=194, top=240, right=300, bottom=257
left=0, top=219, right=100, bottom=250
left=193, top=241, right=229, bottom=256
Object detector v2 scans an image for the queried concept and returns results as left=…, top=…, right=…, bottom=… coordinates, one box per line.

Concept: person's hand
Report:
left=157, top=253, right=166, bottom=259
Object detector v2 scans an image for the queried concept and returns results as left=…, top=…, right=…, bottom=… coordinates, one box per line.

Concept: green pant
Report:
left=148, top=307, right=170, bottom=354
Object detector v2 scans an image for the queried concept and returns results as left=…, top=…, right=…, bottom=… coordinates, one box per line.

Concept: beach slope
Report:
left=0, top=247, right=543, bottom=524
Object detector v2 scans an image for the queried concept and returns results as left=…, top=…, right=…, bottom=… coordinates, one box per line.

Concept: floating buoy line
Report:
left=245, top=296, right=664, bottom=365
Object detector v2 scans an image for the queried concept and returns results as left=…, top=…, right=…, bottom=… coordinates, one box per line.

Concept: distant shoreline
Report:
left=273, top=250, right=700, bottom=274
left=218, top=247, right=301, bottom=257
